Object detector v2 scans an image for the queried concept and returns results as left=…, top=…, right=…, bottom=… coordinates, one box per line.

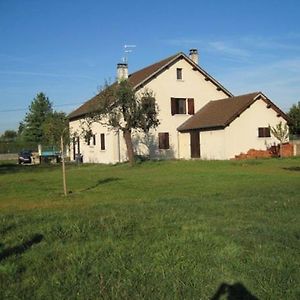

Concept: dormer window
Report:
left=176, top=68, right=182, bottom=80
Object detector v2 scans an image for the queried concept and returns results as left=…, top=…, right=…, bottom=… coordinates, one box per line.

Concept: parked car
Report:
left=18, top=150, right=32, bottom=164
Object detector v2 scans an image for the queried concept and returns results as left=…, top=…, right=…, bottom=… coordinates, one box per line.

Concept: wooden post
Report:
left=61, top=134, right=67, bottom=196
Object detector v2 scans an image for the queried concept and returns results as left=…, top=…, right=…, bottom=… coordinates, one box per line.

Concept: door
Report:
left=190, top=130, right=200, bottom=158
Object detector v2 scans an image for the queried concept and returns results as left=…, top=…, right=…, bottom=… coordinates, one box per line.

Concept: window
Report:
left=159, top=132, right=169, bottom=149
left=171, top=98, right=186, bottom=115
left=176, top=68, right=182, bottom=80
left=258, top=127, right=271, bottom=137
left=187, top=98, right=195, bottom=115
left=100, top=133, right=105, bottom=150
left=92, top=134, right=96, bottom=145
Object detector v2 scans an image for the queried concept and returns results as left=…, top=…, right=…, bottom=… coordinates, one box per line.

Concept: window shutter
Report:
left=171, top=98, right=176, bottom=115
left=100, top=133, right=105, bottom=150
left=265, top=128, right=271, bottom=137
left=165, top=133, right=169, bottom=149
left=158, top=132, right=169, bottom=149
left=188, top=98, right=194, bottom=115
left=159, top=133, right=163, bottom=149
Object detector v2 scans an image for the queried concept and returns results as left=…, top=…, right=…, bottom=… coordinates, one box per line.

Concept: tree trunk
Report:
left=280, top=142, right=283, bottom=158
left=123, top=129, right=135, bottom=166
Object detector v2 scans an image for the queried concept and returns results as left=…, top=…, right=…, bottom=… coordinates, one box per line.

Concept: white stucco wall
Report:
left=200, top=130, right=226, bottom=160
left=197, top=99, right=288, bottom=160
left=69, top=56, right=229, bottom=164
left=142, top=57, right=229, bottom=159
left=69, top=119, right=128, bottom=164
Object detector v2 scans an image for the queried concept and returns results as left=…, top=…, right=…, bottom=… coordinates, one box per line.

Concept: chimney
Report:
left=117, top=63, right=128, bottom=82
left=189, top=49, right=199, bottom=65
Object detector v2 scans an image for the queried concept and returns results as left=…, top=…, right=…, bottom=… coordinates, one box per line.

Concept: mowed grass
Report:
left=0, top=158, right=299, bottom=299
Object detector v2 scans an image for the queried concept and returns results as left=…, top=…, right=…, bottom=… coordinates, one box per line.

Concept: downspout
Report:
left=117, top=130, right=121, bottom=162
left=177, top=131, right=180, bottom=159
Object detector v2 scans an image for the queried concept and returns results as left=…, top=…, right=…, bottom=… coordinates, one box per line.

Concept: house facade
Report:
left=68, top=49, right=289, bottom=163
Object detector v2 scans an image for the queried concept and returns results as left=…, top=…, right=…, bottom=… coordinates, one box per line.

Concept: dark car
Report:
left=18, top=150, right=32, bottom=164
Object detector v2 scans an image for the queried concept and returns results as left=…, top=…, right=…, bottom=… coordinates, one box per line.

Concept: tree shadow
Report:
left=132, top=132, right=176, bottom=161
left=0, top=163, right=25, bottom=174
left=211, top=282, right=259, bottom=300
left=0, top=234, right=44, bottom=262
left=282, top=166, right=300, bottom=172
left=81, top=177, right=121, bottom=192
left=0, top=224, right=16, bottom=235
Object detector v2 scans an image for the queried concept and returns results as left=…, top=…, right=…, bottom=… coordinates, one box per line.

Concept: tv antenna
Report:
left=122, top=44, right=136, bottom=63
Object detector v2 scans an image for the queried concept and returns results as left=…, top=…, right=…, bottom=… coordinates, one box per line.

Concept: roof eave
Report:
left=178, top=124, right=225, bottom=132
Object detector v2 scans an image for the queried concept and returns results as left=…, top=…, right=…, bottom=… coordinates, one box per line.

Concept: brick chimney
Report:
left=117, top=63, right=128, bottom=82
left=189, top=49, right=199, bottom=65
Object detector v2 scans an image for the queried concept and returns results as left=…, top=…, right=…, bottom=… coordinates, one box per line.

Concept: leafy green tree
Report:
left=287, top=101, right=300, bottom=135
left=269, top=121, right=289, bottom=157
left=83, top=80, right=159, bottom=165
left=42, top=111, right=69, bottom=148
left=22, top=93, right=53, bottom=143
left=0, top=130, right=17, bottom=142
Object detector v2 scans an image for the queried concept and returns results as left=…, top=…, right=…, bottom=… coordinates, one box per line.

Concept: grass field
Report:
left=0, top=158, right=299, bottom=299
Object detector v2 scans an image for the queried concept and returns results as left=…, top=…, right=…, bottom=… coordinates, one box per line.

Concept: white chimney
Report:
left=117, top=63, right=128, bottom=82
left=189, top=49, right=199, bottom=65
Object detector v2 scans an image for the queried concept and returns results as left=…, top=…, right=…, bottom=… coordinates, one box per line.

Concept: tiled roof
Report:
left=178, top=92, right=289, bottom=132
left=68, top=52, right=232, bottom=120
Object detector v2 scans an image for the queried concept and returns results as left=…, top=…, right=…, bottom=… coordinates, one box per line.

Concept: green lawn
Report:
left=0, top=158, right=299, bottom=299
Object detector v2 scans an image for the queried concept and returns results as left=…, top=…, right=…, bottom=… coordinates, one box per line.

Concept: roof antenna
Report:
left=122, top=44, right=136, bottom=63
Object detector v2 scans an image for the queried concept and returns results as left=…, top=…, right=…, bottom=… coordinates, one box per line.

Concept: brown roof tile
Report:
left=178, top=92, right=288, bottom=132
left=68, top=52, right=233, bottom=120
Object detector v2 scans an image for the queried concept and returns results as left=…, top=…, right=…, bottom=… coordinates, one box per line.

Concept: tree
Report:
left=0, top=130, right=17, bottom=142
left=269, top=121, right=289, bottom=157
left=42, top=111, right=69, bottom=148
left=22, top=93, right=53, bottom=143
left=83, top=80, right=159, bottom=166
left=287, top=101, right=300, bottom=136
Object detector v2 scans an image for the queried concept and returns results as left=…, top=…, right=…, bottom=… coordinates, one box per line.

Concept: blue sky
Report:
left=0, top=0, right=300, bottom=133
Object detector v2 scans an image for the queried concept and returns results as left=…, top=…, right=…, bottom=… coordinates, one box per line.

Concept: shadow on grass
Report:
left=0, top=162, right=57, bottom=175
left=81, top=177, right=121, bottom=192
left=0, top=224, right=16, bottom=235
left=0, top=234, right=43, bottom=262
left=0, top=163, right=28, bottom=174
left=211, top=282, right=259, bottom=300
left=283, top=166, right=300, bottom=172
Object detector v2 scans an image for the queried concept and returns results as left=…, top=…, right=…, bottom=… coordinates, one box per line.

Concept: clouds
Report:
left=164, top=34, right=300, bottom=110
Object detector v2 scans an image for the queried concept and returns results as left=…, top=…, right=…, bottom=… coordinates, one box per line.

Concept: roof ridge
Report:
left=129, top=52, right=181, bottom=77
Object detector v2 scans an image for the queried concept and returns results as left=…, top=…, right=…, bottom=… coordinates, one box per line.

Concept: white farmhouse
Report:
left=68, top=49, right=289, bottom=163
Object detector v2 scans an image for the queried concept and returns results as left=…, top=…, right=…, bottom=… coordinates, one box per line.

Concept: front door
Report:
left=190, top=131, right=200, bottom=158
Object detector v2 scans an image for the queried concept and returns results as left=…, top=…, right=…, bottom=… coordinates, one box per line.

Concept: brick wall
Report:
left=235, top=143, right=293, bottom=160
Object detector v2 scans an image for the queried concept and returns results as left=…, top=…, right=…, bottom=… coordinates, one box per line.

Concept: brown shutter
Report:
left=171, top=98, right=176, bottom=115
left=188, top=98, right=194, bottom=115
left=165, top=133, right=169, bottom=149
left=100, top=133, right=105, bottom=150
left=159, top=133, right=169, bottom=149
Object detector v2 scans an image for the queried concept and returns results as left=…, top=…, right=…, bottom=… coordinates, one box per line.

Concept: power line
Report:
left=0, top=102, right=83, bottom=113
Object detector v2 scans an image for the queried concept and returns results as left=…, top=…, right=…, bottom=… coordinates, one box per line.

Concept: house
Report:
left=68, top=49, right=289, bottom=163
